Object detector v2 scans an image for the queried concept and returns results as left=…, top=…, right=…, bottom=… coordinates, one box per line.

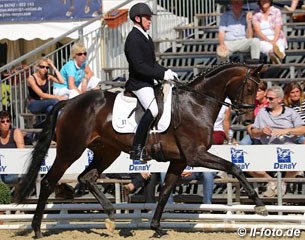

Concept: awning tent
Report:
left=0, top=20, right=102, bottom=64
left=0, top=20, right=102, bottom=41
left=0, top=0, right=125, bottom=64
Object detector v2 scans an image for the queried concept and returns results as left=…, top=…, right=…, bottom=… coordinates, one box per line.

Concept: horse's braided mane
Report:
left=185, top=62, right=246, bottom=85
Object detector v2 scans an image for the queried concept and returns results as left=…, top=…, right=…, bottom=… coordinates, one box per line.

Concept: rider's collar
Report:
left=134, top=25, right=149, bottom=40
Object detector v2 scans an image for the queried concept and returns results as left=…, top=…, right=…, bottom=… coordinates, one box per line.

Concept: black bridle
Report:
left=229, top=68, right=260, bottom=116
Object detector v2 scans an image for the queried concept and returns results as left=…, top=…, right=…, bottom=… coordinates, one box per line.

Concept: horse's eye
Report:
left=247, top=88, right=253, bottom=95
left=245, top=85, right=253, bottom=95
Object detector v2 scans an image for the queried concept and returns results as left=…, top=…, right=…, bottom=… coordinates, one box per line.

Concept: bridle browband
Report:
left=171, top=67, right=260, bottom=114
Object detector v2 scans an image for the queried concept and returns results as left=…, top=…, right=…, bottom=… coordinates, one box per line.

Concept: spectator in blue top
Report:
left=217, top=0, right=260, bottom=63
left=53, top=42, right=101, bottom=99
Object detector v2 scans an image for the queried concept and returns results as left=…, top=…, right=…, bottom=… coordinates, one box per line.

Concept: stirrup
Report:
left=129, top=146, right=149, bottom=163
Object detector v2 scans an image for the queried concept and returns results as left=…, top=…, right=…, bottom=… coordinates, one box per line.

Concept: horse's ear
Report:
left=251, top=64, right=267, bottom=76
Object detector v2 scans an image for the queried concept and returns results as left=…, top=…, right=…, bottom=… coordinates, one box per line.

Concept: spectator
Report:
left=217, top=0, right=260, bottom=63
left=249, top=86, right=305, bottom=197
left=53, top=42, right=101, bottom=99
left=283, top=82, right=305, bottom=122
left=283, top=82, right=305, bottom=180
left=283, top=82, right=305, bottom=143
left=252, top=0, right=287, bottom=64
left=123, top=172, right=159, bottom=203
left=27, top=58, right=67, bottom=114
left=125, top=3, right=177, bottom=161
left=0, top=110, right=24, bottom=184
left=239, top=81, right=268, bottom=145
left=284, top=0, right=305, bottom=12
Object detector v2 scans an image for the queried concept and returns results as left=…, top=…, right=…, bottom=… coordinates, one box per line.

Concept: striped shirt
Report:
left=289, top=100, right=305, bottom=123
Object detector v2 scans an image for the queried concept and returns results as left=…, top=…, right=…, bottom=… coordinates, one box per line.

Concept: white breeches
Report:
left=132, top=87, right=158, bottom=117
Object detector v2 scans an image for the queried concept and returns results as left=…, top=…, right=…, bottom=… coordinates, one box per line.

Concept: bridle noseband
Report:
left=231, top=68, right=260, bottom=116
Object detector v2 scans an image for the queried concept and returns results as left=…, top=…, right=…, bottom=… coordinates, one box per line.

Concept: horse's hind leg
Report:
left=78, top=167, right=116, bottom=232
left=32, top=157, right=73, bottom=238
left=77, top=147, right=120, bottom=232
left=151, top=162, right=186, bottom=237
left=189, top=152, right=267, bottom=216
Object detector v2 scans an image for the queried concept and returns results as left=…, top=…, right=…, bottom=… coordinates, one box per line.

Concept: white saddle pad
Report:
left=112, top=84, right=173, bottom=133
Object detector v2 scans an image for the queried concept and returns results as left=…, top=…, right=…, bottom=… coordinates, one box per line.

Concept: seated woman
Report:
left=252, top=0, right=287, bottom=64
left=53, top=42, right=101, bottom=99
left=27, top=58, right=67, bottom=114
left=0, top=110, right=24, bottom=184
left=283, top=82, right=305, bottom=143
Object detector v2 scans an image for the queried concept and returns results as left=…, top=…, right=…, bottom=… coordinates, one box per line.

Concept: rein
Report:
left=170, top=68, right=260, bottom=114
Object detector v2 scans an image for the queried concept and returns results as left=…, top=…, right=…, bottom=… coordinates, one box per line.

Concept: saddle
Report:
left=112, top=83, right=173, bottom=162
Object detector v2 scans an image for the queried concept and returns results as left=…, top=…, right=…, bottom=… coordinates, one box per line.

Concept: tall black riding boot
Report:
left=129, top=109, right=154, bottom=161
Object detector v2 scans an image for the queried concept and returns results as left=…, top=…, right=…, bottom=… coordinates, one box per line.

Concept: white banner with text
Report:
left=0, top=144, right=303, bottom=174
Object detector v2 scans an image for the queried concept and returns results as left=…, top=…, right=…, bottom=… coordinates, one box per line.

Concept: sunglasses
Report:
left=266, top=97, right=276, bottom=101
left=0, top=119, right=11, bottom=124
left=39, top=65, right=50, bottom=70
left=76, top=52, right=87, bottom=56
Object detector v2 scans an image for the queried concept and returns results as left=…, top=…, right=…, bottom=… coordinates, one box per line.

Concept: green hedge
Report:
left=0, top=181, right=11, bottom=204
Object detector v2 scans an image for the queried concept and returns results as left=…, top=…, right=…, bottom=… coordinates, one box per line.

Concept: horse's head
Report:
left=181, top=63, right=264, bottom=124
left=226, top=63, right=264, bottom=117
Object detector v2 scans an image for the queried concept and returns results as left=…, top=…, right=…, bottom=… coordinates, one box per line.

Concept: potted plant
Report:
left=0, top=181, right=11, bottom=204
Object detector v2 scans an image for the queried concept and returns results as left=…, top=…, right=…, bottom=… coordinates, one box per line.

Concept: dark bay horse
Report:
left=14, top=63, right=267, bottom=238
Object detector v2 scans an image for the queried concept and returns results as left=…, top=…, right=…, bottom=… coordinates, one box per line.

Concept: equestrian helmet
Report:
left=129, top=3, right=153, bottom=21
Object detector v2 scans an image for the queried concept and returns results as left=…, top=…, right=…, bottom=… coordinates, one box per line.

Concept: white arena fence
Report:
left=1, top=203, right=305, bottom=232
left=1, top=144, right=305, bottom=231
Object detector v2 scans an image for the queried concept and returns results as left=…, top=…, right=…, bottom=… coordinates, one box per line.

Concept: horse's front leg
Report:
left=78, top=168, right=116, bottom=232
left=151, top=162, right=186, bottom=237
left=188, top=151, right=268, bottom=216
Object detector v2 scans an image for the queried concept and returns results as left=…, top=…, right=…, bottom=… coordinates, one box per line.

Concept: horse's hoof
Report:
left=34, top=231, right=43, bottom=239
left=152, top=229, right=168, bottom=238
left=255, top=205, right=268, bottom=216
left=105, top=218, right=116, bottom=233
left=151, top=225, right=167, bottom=238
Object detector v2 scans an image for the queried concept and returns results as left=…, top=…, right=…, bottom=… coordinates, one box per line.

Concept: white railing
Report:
left=1, top=203, right=305, bottom=231
left=1, top=144, right=305, bottom=230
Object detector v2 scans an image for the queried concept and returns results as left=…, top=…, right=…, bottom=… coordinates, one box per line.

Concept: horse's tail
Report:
left=14, top=100, right=68, bottom=203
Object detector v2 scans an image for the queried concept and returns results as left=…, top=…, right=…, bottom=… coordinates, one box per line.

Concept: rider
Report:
left=125, top=2, right=178, bottom=161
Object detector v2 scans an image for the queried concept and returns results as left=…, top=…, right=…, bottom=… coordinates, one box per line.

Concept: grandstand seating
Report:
left=157, top=8, right=305, bottom=83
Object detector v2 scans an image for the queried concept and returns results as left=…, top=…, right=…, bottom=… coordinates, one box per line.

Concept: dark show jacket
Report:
left=124, top=27, right=166, bottom=91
